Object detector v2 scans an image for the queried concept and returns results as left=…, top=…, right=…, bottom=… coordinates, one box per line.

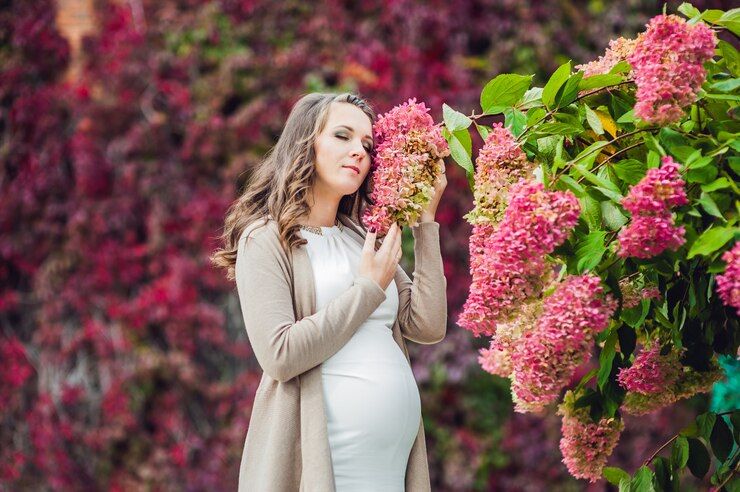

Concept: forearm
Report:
left=236, top=236, right=386, bottom=383
left=243, top=276, right=386, bottom=382
left=398, top=221, right=448, bottom=344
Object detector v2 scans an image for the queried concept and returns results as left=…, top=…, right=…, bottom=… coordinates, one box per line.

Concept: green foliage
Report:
left=444, top=2, right=739, bottom=488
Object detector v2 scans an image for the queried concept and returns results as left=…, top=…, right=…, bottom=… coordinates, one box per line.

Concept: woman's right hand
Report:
left=358, top=222, right=402, bottom=290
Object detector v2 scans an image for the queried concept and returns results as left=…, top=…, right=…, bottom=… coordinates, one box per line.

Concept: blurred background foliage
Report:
left=0, top=0, right=736, bottom=489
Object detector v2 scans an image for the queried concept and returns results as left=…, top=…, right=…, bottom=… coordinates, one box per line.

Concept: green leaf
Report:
left=578, top=73, right=624, bottom=92
left=678, top=3, right=701, bottom=18
left=574, top=141, right=611, bottom=169
left=653, top=457, right=671, bottom=491
left=716, top=8, right=740, bottom=37
left=442, top=103, right=472, bottom=132
left=542, top=61, right=572, bottom=109
left=481, top=74, right=533, bottom=114
left=453, top=128, right=472, bottom=156
left=504, top=108, right=527, bottom=137
left=519, top=87, right=544, bottom=110
left=701, top=177, right=731, bottom=192
left=687, top=163, right=718, bottom=184
left=696, top=192, right=726, bottom=220
left=697, top=412, right=717, bottom=440
left=617, top=109, right=636, bottom=124
left=687, top=437, right=710, bottom=479
left=475, top=123, right=490, bottom=141
left=619, top=478, right=631, bottom=492
left=526, top=107, right=547, bottom=127
left=710, top=78, right=740, bottom=93
left=620, top=300, right=648, bottom=329
left=617, top=325, right=637, bottom=357
left=680, top=421, right=700, bottom=438
left=579, top=194, right=602, bottom=229
left=573, top=164, right=622, bottom=194
left=719, top=40, right=740, bottom=77
left=610, top=60, right=631, bottom=75
left=630, top=465, right=655, bottom=492
left=598, top=330, right=618, bottom=390
left=447, top=132, right=474, bottom=187
left=585, top=105, right=604, bottom=135
left=687, top=155, right=713, bottom=169
left=576, top=231, right=607, bottom=273
left=603, top=467, right=631, bottom=486
left=613, top=159, right=647, bottom=185
left=557, top=71, right=584, bottom=107
left=559, top=175, right=586, bottom=197
left=535, top=121, right=583, bottom=137
left=671, top=436, right=690, bottom=469
left=710, top=416, right=733, bottom=462
left=601, top=201, right=628, bottom=230
left=687, top=227, right=736, bottom=259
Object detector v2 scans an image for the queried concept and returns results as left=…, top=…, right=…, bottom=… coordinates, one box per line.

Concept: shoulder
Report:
left=236, top=217, right=287, bottom=263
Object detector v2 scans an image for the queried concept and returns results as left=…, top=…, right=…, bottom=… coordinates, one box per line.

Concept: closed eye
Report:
left=336, top=134, right=372, bottom=152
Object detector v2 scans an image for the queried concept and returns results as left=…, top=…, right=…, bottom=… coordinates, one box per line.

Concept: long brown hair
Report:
left=211, top=92, right=376, bottom=281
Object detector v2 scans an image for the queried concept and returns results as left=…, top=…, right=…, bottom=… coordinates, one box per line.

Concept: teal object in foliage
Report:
left=710, top=355, right=740, bottom=413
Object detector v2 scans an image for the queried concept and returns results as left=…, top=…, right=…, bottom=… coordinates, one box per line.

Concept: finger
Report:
left=363, top=227, right=377, bottom=255
left=378, top=223, right=398, bottom=253
left=392, top=225, right=402, bottom=251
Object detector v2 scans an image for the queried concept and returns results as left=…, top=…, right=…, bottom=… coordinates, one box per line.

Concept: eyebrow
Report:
left=333, top=125, right=373, bottom=143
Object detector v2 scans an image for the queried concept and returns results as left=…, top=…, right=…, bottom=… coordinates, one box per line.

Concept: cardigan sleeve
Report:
left=395, top=221, right=448, bottom=344
left=235, top=229, right=387, bottom=383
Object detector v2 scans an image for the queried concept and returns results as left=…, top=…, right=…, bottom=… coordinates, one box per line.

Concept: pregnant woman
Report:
left=212, top=92, right=447, bottom=491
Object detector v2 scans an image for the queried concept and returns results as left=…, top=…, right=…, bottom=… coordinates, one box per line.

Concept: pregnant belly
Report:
left=321, top=351, right=421, bottom=489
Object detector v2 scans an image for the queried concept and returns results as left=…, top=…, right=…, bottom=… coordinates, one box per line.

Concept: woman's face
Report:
left=312, top=102, right=374, bottom=199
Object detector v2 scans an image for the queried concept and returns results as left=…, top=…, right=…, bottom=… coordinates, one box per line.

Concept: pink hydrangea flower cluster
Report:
left=716, top=242, right=740, bottom=315
left=618, top=156, right=687, bottom=258
left=465, top=123, right=535, bottom=225
left=509, top=274, right=617, bottom=413
left=478, top=342, right=512, bottom=378
left=362, top=98, right=449, bottom=235
left=575, top=37, right=638, bottom=77
left=618, top=277, right=662, bottom=309
left=622, top=363, right=724, bottom=415
left=478, top=299, right=543, bottom=378
left=620, top=345, right=724, bottom=415
left=458, top=180, right=580, bottom=336
left=628, top=14, right=717, bottom=126
left=617, top=343, right=682, bottom=394
left=558, top=391, right=624, bottom=483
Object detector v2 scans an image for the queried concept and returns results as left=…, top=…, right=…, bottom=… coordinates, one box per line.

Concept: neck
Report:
left=303, top=184, right=342, bottom=227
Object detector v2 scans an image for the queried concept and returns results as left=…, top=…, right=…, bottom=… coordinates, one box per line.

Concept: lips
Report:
left=342, top=165, right=360, bottom=175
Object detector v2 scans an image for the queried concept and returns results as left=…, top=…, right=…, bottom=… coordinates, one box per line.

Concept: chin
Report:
left=334, top=180, right=361, bottom=196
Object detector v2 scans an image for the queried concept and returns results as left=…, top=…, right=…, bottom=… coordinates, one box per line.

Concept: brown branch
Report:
left=643, top=410, right=738, bottom=468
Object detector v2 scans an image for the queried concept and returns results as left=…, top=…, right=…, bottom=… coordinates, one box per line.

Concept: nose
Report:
left=349, top=146, right=364, bottom=159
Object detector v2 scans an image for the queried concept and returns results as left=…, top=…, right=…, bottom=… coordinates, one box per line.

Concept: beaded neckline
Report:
left=299, top=219, right=343, bottom=236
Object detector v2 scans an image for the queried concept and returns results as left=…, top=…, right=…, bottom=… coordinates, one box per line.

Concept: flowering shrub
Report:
left=510, top=274, right=616, bottom=413
left=446, top=2, right=739, bottom=487
left=362, top=98, right=449, bottom=234
left=3, top=0, right=736, bottom=489
left=458, top=179, right=580, bottom=336
left=629, top=14, right=717, bottom=126
left=716, top=241, right=740, bottom=314
left=558, top=390, right=625, bottom=482
left=617, top=155, right=688, bottom=258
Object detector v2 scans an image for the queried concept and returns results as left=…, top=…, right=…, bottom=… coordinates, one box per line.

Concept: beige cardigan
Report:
left=234, top=213, right=447, bottom=491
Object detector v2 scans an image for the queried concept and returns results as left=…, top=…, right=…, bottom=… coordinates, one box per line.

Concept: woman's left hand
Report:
left=420, top=158, right=447, bottom=223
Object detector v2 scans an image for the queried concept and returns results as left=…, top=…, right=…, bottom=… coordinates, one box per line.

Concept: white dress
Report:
left=299, top=224, right=421, bottom=492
